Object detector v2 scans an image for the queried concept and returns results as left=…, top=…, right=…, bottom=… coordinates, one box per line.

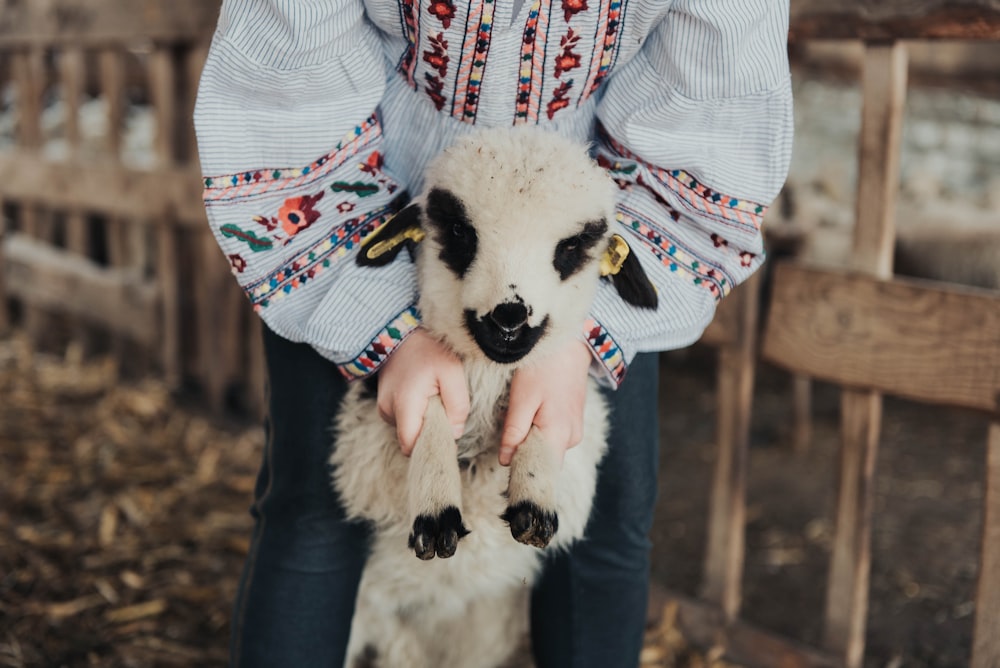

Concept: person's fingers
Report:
left=500, top=388, right=538, bottom=466
left=437, top=366, right=470, bottom=440
left=393, top=392, right=426, bottom=457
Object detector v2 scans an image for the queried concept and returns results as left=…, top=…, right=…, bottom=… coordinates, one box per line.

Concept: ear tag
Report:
left=362, top=224, right=426, bottom=261
left=600, top=234, right=630, bottom=277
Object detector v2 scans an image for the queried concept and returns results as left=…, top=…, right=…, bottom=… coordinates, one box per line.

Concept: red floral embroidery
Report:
left=711, top=233, right=729, bottom=248
left=546, top=81, right=573, bottom=119
left=427, top=0, right=456, bottom=29
left=278, top=191, right=325, bottom=238
left=562, top=0, right=588, bottom=22
left=228, top=254, right=247, bottom=273
left=739, top=251, right=756, bottom=267
left=360, top=151, right=383, bottom=177
left=554, top=28, right=582, bottom=78
left=423, top=33, right=449, bottom=78
left=337, top=201, right=356, bottom=214
left=425, top=73, right=447, bottom=110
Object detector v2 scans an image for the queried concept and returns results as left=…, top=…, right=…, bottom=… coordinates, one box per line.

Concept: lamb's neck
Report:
left=454, top=358, right=515, bottom=460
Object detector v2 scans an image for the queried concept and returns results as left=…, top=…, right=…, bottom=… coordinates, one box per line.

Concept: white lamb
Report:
left=329, top=127, right=656, bottom=668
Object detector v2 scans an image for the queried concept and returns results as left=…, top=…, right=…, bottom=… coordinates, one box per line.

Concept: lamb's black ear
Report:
left=602, top=234, right=658, bottom=310
left=356, top=203, right=425, bottom=267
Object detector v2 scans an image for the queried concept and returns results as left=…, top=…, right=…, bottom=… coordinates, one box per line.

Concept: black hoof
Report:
left=408, top=506, right=470, bottom=560
left=501, top=501, right=558, bottom=548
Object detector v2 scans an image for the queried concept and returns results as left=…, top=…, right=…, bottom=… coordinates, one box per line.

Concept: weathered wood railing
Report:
left=0, top=0, right=266, bottom=414
left=676, top=2, right=1000, bottom=667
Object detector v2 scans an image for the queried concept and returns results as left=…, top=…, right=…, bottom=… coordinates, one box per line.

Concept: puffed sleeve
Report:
left=585, top=0, right=793, bottom=386
left=195, top=0, right=421, bottom=380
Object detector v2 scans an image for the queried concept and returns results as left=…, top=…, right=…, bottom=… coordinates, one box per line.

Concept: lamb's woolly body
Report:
left=330, top=128, right=617, bottom=668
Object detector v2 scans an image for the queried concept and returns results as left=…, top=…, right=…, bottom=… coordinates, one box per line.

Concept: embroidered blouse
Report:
left=194, top=0, right=793, bottom=386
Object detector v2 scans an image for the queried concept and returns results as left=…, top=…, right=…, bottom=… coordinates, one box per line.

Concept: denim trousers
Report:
left=230, top=326, right=660, bottom=668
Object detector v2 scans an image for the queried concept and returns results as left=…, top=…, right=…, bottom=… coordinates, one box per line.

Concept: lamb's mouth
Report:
left=463, top=310, right=549, bottom=364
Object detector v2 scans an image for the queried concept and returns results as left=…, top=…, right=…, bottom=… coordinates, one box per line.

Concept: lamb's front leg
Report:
left=407, top=396, right=469, bottom=560
left=503, top=426, right=560, bottom=548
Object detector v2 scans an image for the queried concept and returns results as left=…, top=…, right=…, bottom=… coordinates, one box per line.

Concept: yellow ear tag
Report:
left=362, top=224, right=426, bottom=261
left=600, top=234, right=630, bottom=277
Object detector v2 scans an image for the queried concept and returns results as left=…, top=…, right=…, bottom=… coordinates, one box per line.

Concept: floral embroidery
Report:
left=339, top=306, right=422, bottom=379
left=228, top=254, right=247, bottom=273
left=710, top=233, right=728, bottom=248
left=423, top=32, right=450, bottom=78
left=740, top=251, right=756, bottom=267
left=220, top=224, right=274, bottom=252
left=278, top=192, right=325, bottom=238
left=583, top=317, right=626, bottom=385
left=427, top=0, right=456, bottom=28
left=546, top=81, right=573, bottom=119
left=247, top=205, right=397, bottom=309
left=337, top=202, right=356, bottom=214
left=423, top=32, right=450, bottom=110
left=562, top=0, right=588, bottom=22
left=554, top=28, right=581, bottom=78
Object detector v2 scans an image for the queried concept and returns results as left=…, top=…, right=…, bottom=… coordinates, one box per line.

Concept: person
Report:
left=194, top=0, right=792, bottom=665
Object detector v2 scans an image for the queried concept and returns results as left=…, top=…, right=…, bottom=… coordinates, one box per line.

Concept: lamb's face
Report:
left=414, top=129, right=617, bottom=366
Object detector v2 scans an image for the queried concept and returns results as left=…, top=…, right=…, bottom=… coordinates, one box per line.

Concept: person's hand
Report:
left=377, top=328, right=469, bottom=455
left=499, top=339, right=593, bottom=466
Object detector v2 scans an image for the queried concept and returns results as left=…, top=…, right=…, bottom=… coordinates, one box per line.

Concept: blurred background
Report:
left=0, top=1, right=998, bottom=667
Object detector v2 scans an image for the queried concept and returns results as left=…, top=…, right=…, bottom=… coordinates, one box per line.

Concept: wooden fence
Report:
left=0, top=0, right=264, bottom=414
left=675, top=2, right=1000, bottom=667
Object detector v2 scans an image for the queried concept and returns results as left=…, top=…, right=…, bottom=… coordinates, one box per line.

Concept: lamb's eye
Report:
left=554, top=235, right=589, bottom=281
left=452, top=221, right=469, bottom=237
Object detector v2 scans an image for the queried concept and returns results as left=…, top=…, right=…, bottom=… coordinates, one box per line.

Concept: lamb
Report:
left=329, top=127, right=656, bottom=668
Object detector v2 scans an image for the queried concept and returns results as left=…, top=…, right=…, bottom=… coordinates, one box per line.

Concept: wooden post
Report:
left=701, top=271, right=762, bottom=620
left=822, top=41, right=907, bottom=668
left=148, top=45, right=182, bottom=390
left=12, top=47, right=45, bottom=336
left=972, top=421, right=1000, bottom=668
left=60, top=47, right=88, bottom=255
left=792, top=375, right=813, bottom=454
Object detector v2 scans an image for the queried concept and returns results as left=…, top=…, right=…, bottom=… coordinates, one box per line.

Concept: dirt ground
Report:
left=0, top=334, right=988, bottom=667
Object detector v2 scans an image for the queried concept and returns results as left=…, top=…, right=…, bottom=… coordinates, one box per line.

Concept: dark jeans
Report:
left=230, top=326, right=659, bottom=667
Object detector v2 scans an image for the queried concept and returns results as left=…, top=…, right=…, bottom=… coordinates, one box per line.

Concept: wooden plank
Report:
left=761, top=265, right=1000, bottom=416
left=0, top=0, right=222, bottom=47
left=789, top=0, right=1000, bottom=41
left=972, top=421, right=1000, bottom=668
left=0, top=152, right=205, bottom=227
left=701, top=274, right=761, bottom=620
left=2, top=233, right=159, bottom=345
left=661, top=590, right=842, bottom=668
left=824, top=42, right=908, bottom=668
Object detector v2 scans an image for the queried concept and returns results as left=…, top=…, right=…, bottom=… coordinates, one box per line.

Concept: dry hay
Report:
left=0, top=334, right=734, bottom=668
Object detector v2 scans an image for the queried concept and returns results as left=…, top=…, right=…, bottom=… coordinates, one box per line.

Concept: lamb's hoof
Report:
left=408, top=506, right=470, bottom=560
left=502, top=501, right=558, bottom=548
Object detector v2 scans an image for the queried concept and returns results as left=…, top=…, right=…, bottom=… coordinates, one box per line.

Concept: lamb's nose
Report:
left=489, top=302, right=528, bottom=334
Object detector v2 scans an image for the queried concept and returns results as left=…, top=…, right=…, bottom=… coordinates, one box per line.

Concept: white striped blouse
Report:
left=194, top=0, right=793, bottom=386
